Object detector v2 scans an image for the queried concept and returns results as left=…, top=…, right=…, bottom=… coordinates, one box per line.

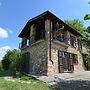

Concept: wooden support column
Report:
left=65, top=31, right=70, bottom=45
left=30, top=24, right=36, bottom=44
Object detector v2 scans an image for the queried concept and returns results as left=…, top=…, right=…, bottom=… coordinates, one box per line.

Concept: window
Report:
left=70, top=35, right=76, bottom=48
left=73, top=54, right=78, bottom=64
left=58, top=51, right=78, bottom=72
left=22, top=52, right=30, bottom=73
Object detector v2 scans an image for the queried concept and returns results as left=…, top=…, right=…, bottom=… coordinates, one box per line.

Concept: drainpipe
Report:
left=49, top=20, right=53, bottom=64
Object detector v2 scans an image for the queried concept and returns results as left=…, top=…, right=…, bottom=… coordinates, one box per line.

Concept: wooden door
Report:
left=22, top=52, right=30, bottom=74
left=58, top=51, right=64, bottom=73
left=63, top=52, right=68, bottom=71
left=68, top=53, right=74, bottom=72
left=58, top=51, right=74, bottom=73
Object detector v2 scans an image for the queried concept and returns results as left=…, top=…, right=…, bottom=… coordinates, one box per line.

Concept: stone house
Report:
left=18, top=11, right=85, bottom=76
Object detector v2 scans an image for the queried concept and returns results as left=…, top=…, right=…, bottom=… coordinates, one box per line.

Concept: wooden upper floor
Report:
left=18, top=11, right=83, bottom=50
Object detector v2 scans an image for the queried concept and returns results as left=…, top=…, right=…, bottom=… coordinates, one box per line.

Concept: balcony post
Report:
left=65, top=31, right=70, bottom=45
left=30, top=24, right=36, bottom=44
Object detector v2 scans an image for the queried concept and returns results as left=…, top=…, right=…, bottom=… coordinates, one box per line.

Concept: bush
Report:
left=1, top=49, right=22, bottom=72
left=0, top=62, right=2, bottom=71
left=1, top=59, right=11, bottom=70
left=82, top=53, right=90, bottom=70
left=20, top=75, right=32, bottom=81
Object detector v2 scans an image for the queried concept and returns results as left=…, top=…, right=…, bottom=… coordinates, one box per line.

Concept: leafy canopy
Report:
left=65, top=19, right=87, bottom=35
left=1, top=49, right=21, bottom=71
left=84, top=2, right=90, bottom=20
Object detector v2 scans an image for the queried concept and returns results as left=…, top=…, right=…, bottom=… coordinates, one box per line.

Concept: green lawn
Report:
left=0, top=71, right=54, bottom=90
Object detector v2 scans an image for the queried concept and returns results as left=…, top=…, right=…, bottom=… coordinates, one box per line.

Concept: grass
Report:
left=0, top=71, right=54, bottom=90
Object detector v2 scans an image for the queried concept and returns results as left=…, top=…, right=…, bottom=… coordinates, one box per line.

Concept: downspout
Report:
left=49, top=20, right=53, bottom=64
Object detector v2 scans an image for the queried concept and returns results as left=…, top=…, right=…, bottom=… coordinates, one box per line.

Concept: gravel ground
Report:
left=55, top=80, right=90, bottom=90
left=36, top=71, right=90, bottom=90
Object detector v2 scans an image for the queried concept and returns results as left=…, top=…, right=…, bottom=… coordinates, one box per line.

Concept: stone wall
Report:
left=49, top=41, right=85, bottom=75
left=66, top=31, right=85, bottom=72
left=47, top=41, right=68, bottom=75
left=21, top=40, right=47, bottom=75
left=67, top=46, right=85, bottom=72
left=20, top=20, right=85, bottom=76
left=50, top=31, right=85, bottom=75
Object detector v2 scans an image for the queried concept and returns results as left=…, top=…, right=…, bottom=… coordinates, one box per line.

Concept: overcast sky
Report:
left=0, top=0, right=90, bottom=60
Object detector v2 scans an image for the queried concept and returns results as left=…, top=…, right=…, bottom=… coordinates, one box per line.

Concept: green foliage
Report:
left=84, top=1, right=90, bottom=20
left=82, top=36, right=90, bottom=48
left=87, top=26, right=90, bottom=33
left=0, top=75, right=54, bottom=90
left=1, top=49, right=22, bottom=72
left=84, top=14, right=90, bottom=20
left=1, top=59, right=11, bottom=70
left=20, top=75, right=32, bottom=81
left=0, top=62, right=2, bottom=71
left=82, top=53, right=90, bottom=70
left=89, top=1, right=90, bottom=4
left=65, top=19, right=87, bottom=34
left=0, top=70, right=14, bottom=77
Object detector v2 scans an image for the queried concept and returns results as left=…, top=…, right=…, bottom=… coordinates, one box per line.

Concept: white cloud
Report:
left=0, top=46, right=11, bottom=60
left=0, top=28, right=8, bottom=38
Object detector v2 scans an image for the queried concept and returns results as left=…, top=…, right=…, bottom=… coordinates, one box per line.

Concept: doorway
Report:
left=58, top=51, right=74, bottom=73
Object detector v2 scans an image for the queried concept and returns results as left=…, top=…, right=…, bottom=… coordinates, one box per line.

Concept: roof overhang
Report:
left=18, top=11, right=83, bottom=38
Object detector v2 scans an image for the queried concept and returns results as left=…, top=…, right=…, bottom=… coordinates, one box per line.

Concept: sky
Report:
left=0, top=0, right=90, bottom=60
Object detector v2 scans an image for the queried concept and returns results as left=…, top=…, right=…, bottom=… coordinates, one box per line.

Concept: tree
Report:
left=65, top=19, right=87, bottom=34
left=1, top=49, right=22, bottom=72
left=84, top=2, right=90, bottom=34
left=84, top=2, right=90, bottom=20
left=84, top=14, right=90, bottom=20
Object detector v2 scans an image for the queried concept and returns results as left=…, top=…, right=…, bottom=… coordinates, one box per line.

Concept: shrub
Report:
left=20, top=75, right=32, bottom=81
left=1, top=59, right=11, bottom=70
left=0, top=62, right=2, bottom=71
left=82, top=53, right=90, bottom=70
